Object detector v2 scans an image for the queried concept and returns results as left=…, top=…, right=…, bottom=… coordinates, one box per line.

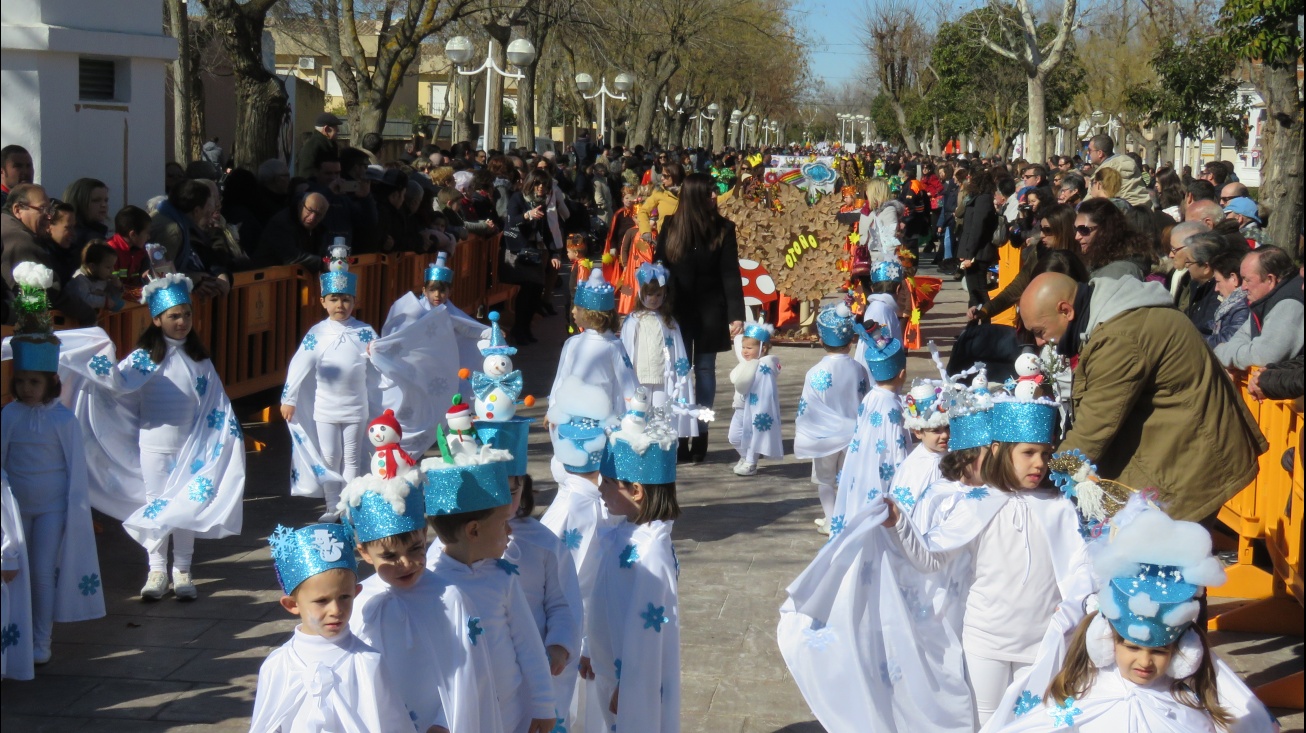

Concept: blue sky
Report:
left=794, top=0, right=868, bottom=89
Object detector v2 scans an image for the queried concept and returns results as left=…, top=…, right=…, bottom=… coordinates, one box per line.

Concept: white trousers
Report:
left=810, top=452, right=846, bottom=522
left=140, top=451, right=195, bottom=573
left=965, top=651, right=1032, bottom=724
left=316, top=421, right=363, bottom=512
left=20, top=509, right=65, bottom=655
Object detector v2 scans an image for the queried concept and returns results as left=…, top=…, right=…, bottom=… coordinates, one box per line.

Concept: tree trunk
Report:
left=536, top=57, right=555, bottom=143
left=517, top=57, right=538, bottom=153
left=630, top=84, right=663, bottom=149
left=167, top=0, right=192, bottom=165
left=1258, top=53, right=1304, bottom=251
left=889, top=98, right=919, bottom=153
left=480, top=30, right=509, bottom=150
left=354, top=104, right=387, bottom=143
left=1025, top=71, right=1047, bottom=164
left=454, top=73, right=475, bottom=144
left=199, top=0, right=287, bottom=169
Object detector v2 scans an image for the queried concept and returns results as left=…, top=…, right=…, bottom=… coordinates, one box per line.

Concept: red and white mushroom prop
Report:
left=739, top=258, right=778, bottom=322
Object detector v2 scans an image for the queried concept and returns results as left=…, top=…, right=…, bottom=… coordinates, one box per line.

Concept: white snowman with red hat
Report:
left=444, top=395, right=479, bottom=462
left=367, top=409, right=416, bottom=479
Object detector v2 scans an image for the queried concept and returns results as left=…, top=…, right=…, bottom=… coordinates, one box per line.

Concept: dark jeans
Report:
left=687, top=342, right=718, bottom=440
left=964, top=264, right=991, bottom=310
left=512, top=282, right=542, bottom=337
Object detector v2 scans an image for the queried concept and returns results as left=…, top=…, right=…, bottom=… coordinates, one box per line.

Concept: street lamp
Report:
left=743, top=114, right=758, bottom=147
left=730, top=109, right=743, bottom=147
left=576, top=71, right=633, bottom=145
left=695, top=102, right=719, bottom=148
left=856, top=114, right=869, bottom=143
left=445, top=35, right=537, bottom=150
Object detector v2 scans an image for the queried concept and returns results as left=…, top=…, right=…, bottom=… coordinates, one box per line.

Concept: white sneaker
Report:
left=733, top=461, right=757, bottom=476
left=816, top=519, right=831, bottom=536
left=33, top=645, right=52, bottom=665
left=814, top=517, right=827, bottom=527
left=172, top=570, right=198, bottom=601
left=140, top=571, right=170, bottom=600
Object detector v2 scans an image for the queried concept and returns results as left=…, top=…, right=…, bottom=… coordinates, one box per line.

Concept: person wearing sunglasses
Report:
left=1075, top=197, right=1150, bottom=281
left=969, top=202, right=1080, bottom=323
left=2, top=184, right=99, bottom=325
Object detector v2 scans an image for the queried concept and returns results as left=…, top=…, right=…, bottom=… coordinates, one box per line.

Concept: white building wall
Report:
left=2, top=0, right=176, bottom=210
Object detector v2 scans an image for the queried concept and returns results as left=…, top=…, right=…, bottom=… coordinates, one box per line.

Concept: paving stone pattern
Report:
left=2, top=274, right=1300, bottom=732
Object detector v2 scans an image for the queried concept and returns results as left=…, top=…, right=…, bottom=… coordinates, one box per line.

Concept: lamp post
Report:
left=696, top=103, right=719, bottom=148
left=730, top=109, right=743, bottom=147
left=770, top=120, right=780, bottom=147
left=743, top=114, right=758, bottom=147
left=856, top=114, right=869, bottom=144
left=576, top=72, right=634, bottom=146
left=445, top=36, right=536, bottom=150
left=838, top=113, right=851, bottom=145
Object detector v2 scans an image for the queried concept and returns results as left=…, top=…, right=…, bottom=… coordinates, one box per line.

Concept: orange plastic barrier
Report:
left=990, top=241, right=1021, bottom=327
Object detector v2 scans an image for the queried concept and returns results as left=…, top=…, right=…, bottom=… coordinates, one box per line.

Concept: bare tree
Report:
left=861, top=1, right=931, bottom=153
left=198, top=0, right=287, bottom=168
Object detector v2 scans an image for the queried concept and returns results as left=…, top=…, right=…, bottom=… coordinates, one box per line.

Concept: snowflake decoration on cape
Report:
left=301, top=333, right=318, bottom=351
left=211, top=441, right=224, bottom=460
left=619, top=544, right=640, bottom=568
left=640, top=602, right=669, bottom=632
left=752, top=412, right=774, bottom=432
left=357, top=329, right=375, bottom=344
left=615, top=658, right=623, bottom=680
left=888, top=408, right=903, bottom=425
left=190, top=458, right=205, bottom=475
left=896, top=434, right=907, bottom=449
left=858, top=378, right=869, bottom=396
left=79, top=573, right=101, bottom=596
left=312, top=464, right=327, bottom=477
left=858, top=403, right=865, bottom=417
left=89, top=354, right=113, bottom=376
left=965, top=487, right=990, bottom=501
left=292, top=430, right=306, bottom=446
left=188, top=476, right=216, bottom=505
left=748, top=392, right=759, bottom=406
left=290, top=468, right=300, bottom=486
left=810, top=369, right=833, bottom=393
left=1013, top=690, right=1042, bottom=716
left=129, top=349, right=157, bottom=375
left=496, top=558, right=520, bottom=576
left=562, top=528, right=582, bottom=550
left=664, top=336, right=674, bottom=349
left=803, top=624, right=837, bottom=651
left=797, top=397, right=808, bottom=418
left=622, top=353, right=634, bottom=369
left=674, top=357, right=691, bottom=377
left=467, top=616, right=483, bottom=646
left=228, top=415, right=243, bottom=439
left=867, top=487, right=881, bottom=502
left=879, top=463, right=896, bottom=481
left=143, top=498, right=169, bottom=520
left=195, top=375, right=208, bottom=397
left=869, top=411, right=883, bottom=427
left=849, top=438, right=861, bottom=454
left=829, top=514, right=846, bottom=537
left=892, top=485, right=917, bottom=509
left=281, top=384, right=290, bottom=400
left=758, top=363, right=773, bottom=376
left=876, top=439, right=887, bottom=454
left=206, top=409, right=226, bottom=430
left=0, top=623, right=19, bottom=650
left=1048, top=697, right=1083, bottom=728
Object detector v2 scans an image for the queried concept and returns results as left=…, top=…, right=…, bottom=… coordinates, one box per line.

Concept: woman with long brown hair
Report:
left=654, top=172, right=746, bottom=462
left=1075, top=198, right=1151, bottom=280
left=973, top=203, right=1084, bottom=322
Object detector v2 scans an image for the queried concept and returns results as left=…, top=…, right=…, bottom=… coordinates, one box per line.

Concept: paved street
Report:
left=2, top=271, right=1301, bottom=732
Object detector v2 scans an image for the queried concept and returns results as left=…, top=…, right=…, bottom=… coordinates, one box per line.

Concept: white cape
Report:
left=728, top=353, right=783, bottom=460
left=548, top=330, right=639, bottom=421
left=371, top=307, right=463, bottom=460
left=34, top=327, right=245, bottom=553
left=887, top=444, right=943, bottom=513
left=855, top=293, right=902, bottom=365
left=381, top=292, right=485, bottom=374
left=1, top=470, right=34, bottom=680
left=793, top=353, right=869, bottom=459
left=832, top=386, right=912, bottom=528
left=620, top=311, right=699, bottom=437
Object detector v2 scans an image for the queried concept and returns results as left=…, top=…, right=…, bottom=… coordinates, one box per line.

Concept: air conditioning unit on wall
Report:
left=298, top=57, right=316, bottom=70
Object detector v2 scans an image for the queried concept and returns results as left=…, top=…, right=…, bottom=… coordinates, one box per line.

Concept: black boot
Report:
left=677, top=437, right=692, bottom=464
left=690, top=428, right=709, bottom=463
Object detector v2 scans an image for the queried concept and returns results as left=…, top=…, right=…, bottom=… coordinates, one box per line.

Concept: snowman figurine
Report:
left=444, top=395, right=479, bottom=462
left=622, top=387, right=651, bottom=434
left=1012, top=353, right=1045, bottom=401
left=367, top=409, right=416, bottom=479
left=471, top=312, right=525, bottom=422
left=970, top=367, right=994, bottom=410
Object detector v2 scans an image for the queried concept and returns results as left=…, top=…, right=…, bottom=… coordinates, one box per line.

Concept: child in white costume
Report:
left=53, top=274, right=246, bottom=602
left=989, top=494, right=1278, bottom=732
left=381, top=251, right=485, bottom=372
left=423, top=452, right=557, bottom=733
left=281, top=247, right=381, bottom=520
left=891, top=361, right=960, bottom=514
left=251, top=522, right=419, bottom=733
left=831, top=324, right=912, bottom=534
left=779, top=391, right=1092, bottom=732
left=344, top=462, right=496, bottom=733
left=550, top=268, right=638, bottom=421
left=0, top=267, right=106, bottom=666
left=619, top=261, right=699, bottom=438
left=854, top=253, right=905, bottom=366
left=794, top=302, right=868, bottom=534
left=728, top=321, right=782, bottom=476
left=586, top=405, right=682, bottom=731
left=1, top=470, right=34, bottom=680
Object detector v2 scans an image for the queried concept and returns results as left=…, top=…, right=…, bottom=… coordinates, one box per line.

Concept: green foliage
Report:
left=1217, top=0, right=1302, bottom=68
left=1123, top=36, right=1247, bottom=142
left=870, top=94, right=902, bottom=144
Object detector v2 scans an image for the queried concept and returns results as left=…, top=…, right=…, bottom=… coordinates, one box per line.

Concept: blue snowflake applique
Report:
left=876, top=439, right=887, bottom=454
left=828, top=514, right=847, bottom=537
left=357, top=328, right=375, bottom=344
left=496, top=558, right=520, bottom=576
left=89, top=354, right=113, bottom=376
left=674, top=357, right=691, bottom=377
left=206, top=409, right=226, bottom=430
left=888, top=408, right=903, bottom=425
left=290, top=468, right=300, bottom=486
left=189, top=458, right=205, bottom=474
left=869, top=411, right=883, bottom=427
left=858, top=402, right=865, bottom=417
left=312, top=464, right=327, bottom=477
left=562, top=528, right=582, bottom=550
left=292, top=429, right=306, bottom=446
left=752, top=412, right=774, bottom=432
left=195, top=375, right=209, bottom=397
left=188, top=476, right=216, bottom=505
left=129, top=349, right=157, bottom=375
left=0, top=623, right=19, bottom=650
left=803, top=622, right=837, bottom=650
left=619, top=544, right=640, bottom=568
left=748, top=392, right=759, bottom=406
left=1013, top=690, right=1042, bottom=716
left=622, top=353, right=634, bottom=369
left=228, top=415, right=243, bottom=439
left=892, top=486, right=916, bottom=509
left=896, top=434, right=907, bottom=449
left=879, top=463, right=896, bottom=481
left=758, top=363, right=773, bottom=376
left=211, top=441, right=224, bottom=460
left=664, top=336, right=674, bottom=349
left=79, top=573, right=101, bottom=596
left=965, top=487, right=991, bottom=500
left=281, top=384, right=290, bottom=400
left=640, top=602, right=669, bottom=632
left=858, top=378, right=869, bottom=395
left=1047, top=697, right=1082, bottom=728
left=797, top=397, right=808, bottom=418
left=467, top=617, right=483, bottom=646
left=301, top=333, right=318, bottom=351
left=550, top=715, right=567, bottom=733
left=810, top=369, right=833, bottom=392
left=849, top=438, right=862, bottom=454
left=866, top=487, right=881, bottom=502
left=143, top=498, right=169, bottom=520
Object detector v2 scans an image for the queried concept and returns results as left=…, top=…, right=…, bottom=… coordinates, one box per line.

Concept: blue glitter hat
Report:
left=815, top=302, right=856, bottom=347
left=338, top=476, right=426, bottom=544
left=742, top=320, right=774, bottom=343
left=1099, top=563, right=1201, bottom=648
left=474, top=417, right=534, bottom=476
left=600, top=407, right=678, bottom=485
left=552, top=417, right=609, bottom=473
left=871, top=259, right=904, bottom=284
left=856, top=323, right=906, bottom=382
left=320, top=243, right=357, bottom=296
left=989, top=397, right=1058, bottom=444
left=422, top=459, right=511, bottom=515
left=141, top=273, right=193, bottom=317
left=480, top=311, right=517, bottom=356
left=268, top=523, right=358, bottom=595
left=425, top=251, right=454, bottom=284
left=10, top=337, right=60, bottom=373
left=575, top=267, right=616, bottom=312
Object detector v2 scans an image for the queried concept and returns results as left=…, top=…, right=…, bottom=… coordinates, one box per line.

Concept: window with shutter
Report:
left=79, top=58, right=117, bottom=101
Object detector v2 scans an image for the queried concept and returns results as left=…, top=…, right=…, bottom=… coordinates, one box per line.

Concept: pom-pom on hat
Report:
left=10, top=262, right=61, bottom=373
left=425, top=251, right=454, bottom=285
left=855, top=323, right=906, bottom=382
left=574, top=267, right=616, bottom=312
left=421, top=457, right=512, bottom=516
left=141, top=272, right=194, bottom=317
left=742, top=319, right=774, bottom=344
left=479, top=311, right=517, bottom=357
left=320, top=242, right=357, bottom=297
left=368, top=408, right=402, bottom=437
left=337, top=475, right=426, bottom=544
left=815, top=302, right=856, bottom=348
left=268, top=523, right=358, bottom=595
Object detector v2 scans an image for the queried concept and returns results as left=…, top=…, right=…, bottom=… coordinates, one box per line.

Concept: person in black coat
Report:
left=502, top=168, right=557, bottom=343
left=654, top=172, right=747, bottom=462
left=956, top=172, right=1000, bottom=314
